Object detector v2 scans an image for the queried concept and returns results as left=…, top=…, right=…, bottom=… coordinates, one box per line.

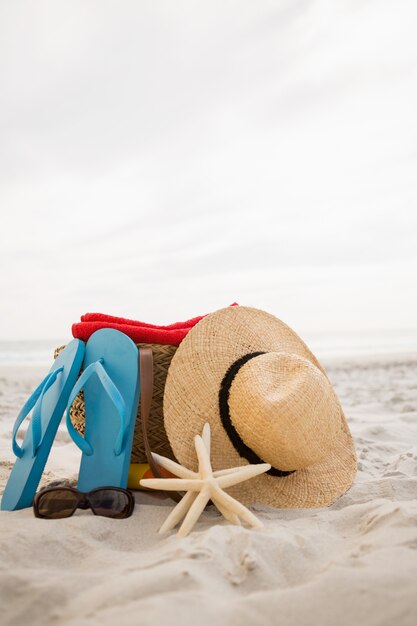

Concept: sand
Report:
left=1, top=357, right=417, bottom=626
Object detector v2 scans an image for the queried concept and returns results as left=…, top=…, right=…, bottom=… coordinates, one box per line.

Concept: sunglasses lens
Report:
left=88, top=489, right=133, bottom=519
left=37, top=489, right=78, bottom=519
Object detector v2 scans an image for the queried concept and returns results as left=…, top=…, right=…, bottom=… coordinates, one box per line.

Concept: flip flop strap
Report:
left=12, top=367, right=64, bottom=459
left=65, top=360, right=127, bottom=457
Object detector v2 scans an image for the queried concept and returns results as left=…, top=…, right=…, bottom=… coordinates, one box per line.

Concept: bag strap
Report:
left=138, top=347, right=181, bottom=502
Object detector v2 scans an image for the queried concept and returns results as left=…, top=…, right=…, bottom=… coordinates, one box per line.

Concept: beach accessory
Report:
left=72, top=305, right=237, bottom=345
left=61, top=342, right=178, bottom=464
left=62, top=305, right=237, bottom=464
left=127, top=463, right=175, bottom=489
left=66, top=329, right=140, bottom=492
left=140, top=423, right=269, bottom=537
left=1, top=340, right=85, bottom=511
left=163, top=306, right=357, bottom=509
left=33, top=486, right=135, bottom=519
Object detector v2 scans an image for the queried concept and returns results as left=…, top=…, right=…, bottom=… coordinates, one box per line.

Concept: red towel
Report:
left=79, top=312, right=206, bottom=329
left=72, top=304, right=238, bottom=346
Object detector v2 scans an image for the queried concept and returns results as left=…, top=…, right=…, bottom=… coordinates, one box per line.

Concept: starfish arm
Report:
left=213, top=466, right=250, bottom=477
left=159, top=491, right=198, bottom=534
left=212, top=485, right=263, bottom=529
left=194, top=435, right=213, bottom=479
left=201, top=422, right=211, bottom=455
left=151, top=452, right=197, bottom=479
left=217, top=463, right=271, bottom=489
left=211, top=496, right=241, bottom=526
left=213, top=464, right=271, bottom=478
left=177, top=488, right=211, bottom=537
left=139, top=478, right=203, bottom=491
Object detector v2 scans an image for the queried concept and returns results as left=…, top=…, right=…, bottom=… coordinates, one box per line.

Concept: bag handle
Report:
left=138, top=347, right=181, bottom=502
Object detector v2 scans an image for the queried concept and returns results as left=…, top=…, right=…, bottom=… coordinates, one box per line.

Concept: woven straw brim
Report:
left=163, top=306, right=357, bottom=508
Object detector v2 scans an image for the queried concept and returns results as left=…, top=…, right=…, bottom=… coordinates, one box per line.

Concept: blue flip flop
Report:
left=66, top=329, right=140, bottom=492
left=1, top=339, right=85, bottom=511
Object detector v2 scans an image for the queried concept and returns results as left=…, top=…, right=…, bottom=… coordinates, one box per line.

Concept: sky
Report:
left=1, top=0, right=416, bottom=340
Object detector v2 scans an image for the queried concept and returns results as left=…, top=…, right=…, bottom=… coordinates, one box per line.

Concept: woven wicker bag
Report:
left=54, top=342, right=176, bottom=463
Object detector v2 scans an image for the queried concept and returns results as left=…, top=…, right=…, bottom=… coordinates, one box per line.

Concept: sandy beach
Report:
left=0, top=354, right=417, bottom=626
left=1, top=0, right=416, bottom=622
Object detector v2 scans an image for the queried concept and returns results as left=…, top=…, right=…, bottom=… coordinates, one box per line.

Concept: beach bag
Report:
left=56, top=305, right=238, bottom=465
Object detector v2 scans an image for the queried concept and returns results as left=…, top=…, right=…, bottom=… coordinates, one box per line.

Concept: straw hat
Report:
left=163, top=306, right=356, bottom=508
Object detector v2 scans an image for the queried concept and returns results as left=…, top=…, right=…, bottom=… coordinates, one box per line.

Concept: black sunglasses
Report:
left=33, top=486, right=135, bottom=519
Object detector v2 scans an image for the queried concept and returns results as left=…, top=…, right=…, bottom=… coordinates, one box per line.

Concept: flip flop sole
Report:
left=77, top=329, right=140, bottom=492
left=1, top=339, right=85, bottom=511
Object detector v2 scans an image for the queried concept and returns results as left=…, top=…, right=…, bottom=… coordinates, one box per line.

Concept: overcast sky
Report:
left=1, top=0, right=416, bottom=340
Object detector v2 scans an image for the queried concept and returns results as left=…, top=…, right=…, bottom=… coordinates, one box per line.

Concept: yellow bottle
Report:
left=127, top=463, right=175, bottom=490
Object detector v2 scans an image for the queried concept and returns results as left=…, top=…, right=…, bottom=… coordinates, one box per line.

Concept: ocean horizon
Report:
left=0, top=328, right=416, bottom=366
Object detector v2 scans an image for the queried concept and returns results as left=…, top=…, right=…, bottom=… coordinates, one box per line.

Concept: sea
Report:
left=0, top=340, right=66, bottom=367
left=0, top=329, right=417, bottom=366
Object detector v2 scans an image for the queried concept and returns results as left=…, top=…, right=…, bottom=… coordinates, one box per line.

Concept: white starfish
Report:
left=140, top=422, right=270, bottom=537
